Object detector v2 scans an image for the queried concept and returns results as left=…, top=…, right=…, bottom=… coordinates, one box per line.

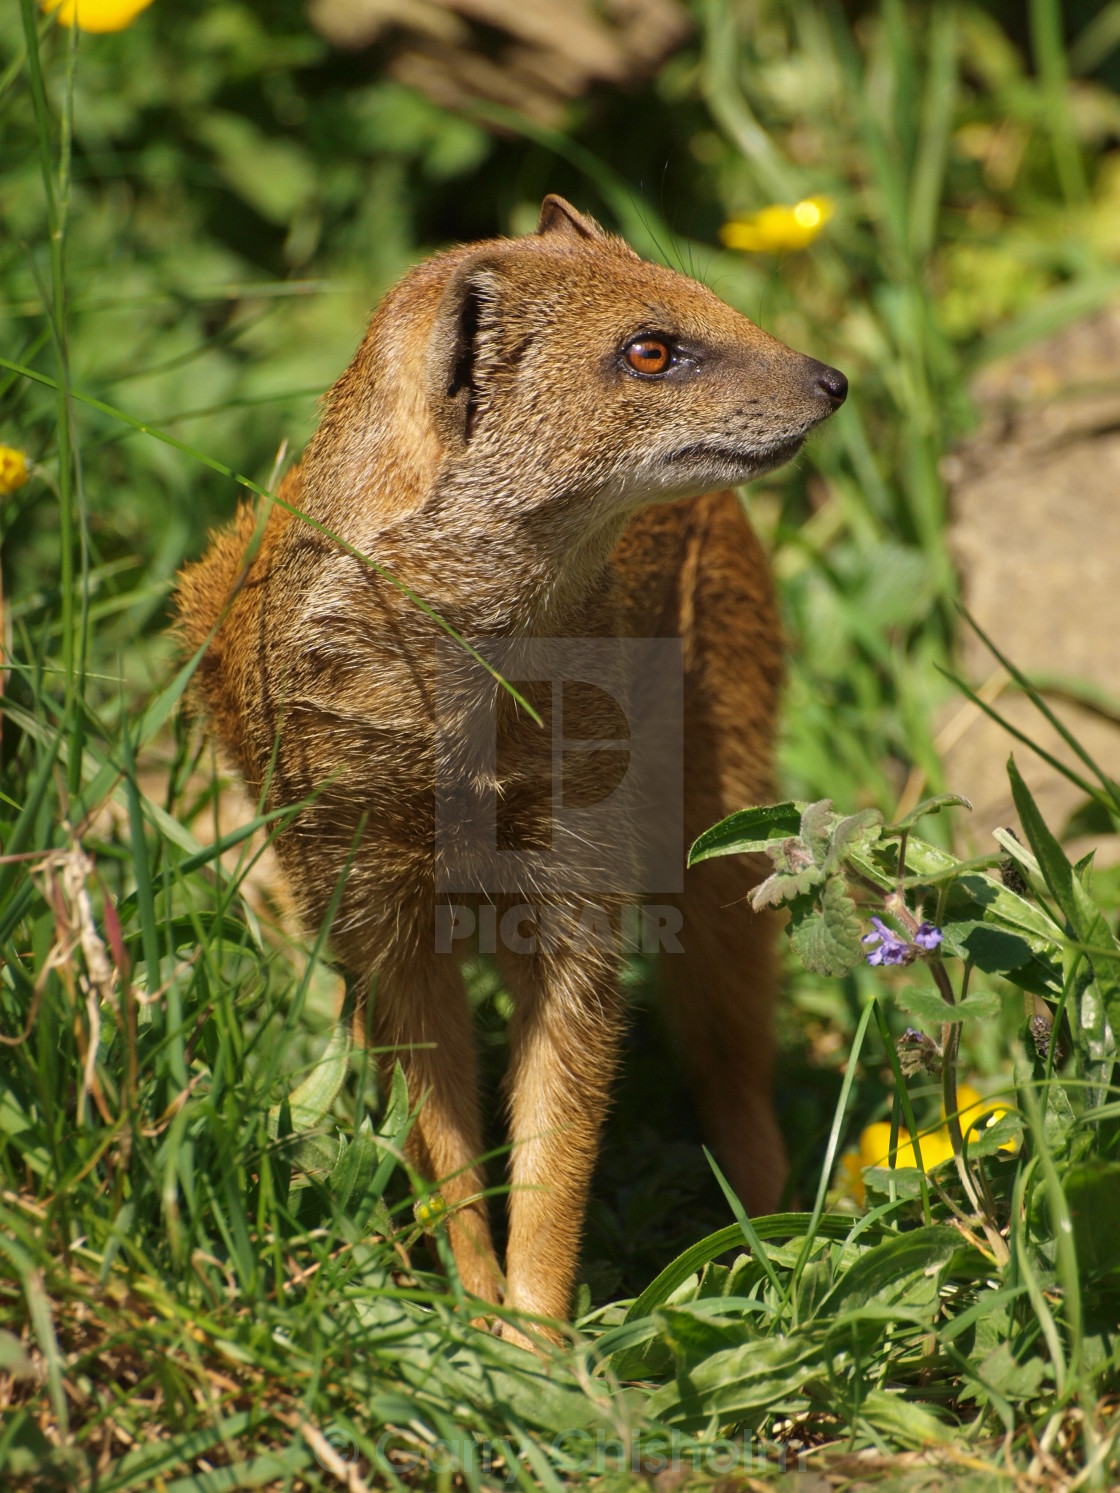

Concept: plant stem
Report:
left=19, top=0, right=81, bottom=795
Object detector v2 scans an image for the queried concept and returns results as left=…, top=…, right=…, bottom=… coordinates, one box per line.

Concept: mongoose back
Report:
left=176, top=195, right=847, bottom=1345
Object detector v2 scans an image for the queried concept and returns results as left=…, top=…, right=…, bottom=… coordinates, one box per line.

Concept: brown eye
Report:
left=624, top=338, right=672, bottom=375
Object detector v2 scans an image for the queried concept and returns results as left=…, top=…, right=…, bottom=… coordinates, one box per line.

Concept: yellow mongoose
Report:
left=176, top=196, right=846, bottom=1343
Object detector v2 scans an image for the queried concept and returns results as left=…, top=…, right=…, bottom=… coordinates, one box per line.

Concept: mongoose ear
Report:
left=426, top=255, right=506, bottom=448
left=537, top=194, right=606, bottom=243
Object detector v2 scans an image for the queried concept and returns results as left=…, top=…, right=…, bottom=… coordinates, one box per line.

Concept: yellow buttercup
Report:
left=42, top=0, right=155, bottom=34
left=0, top=447, right=29, bottom=496
left=720, top=196, right=835, bottom=253
left=838, top=1084, right=1018, bottom=1208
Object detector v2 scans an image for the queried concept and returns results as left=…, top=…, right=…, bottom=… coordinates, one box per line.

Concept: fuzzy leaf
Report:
left=749, top=837, right=824, bottom=909
left=328, top=1129, right=385, bottom=1226
left=822, top=807, right=884, bottom=873
left=286, top=1133, right=346, bottom=1180
left=940, top=919, right=1040, bottom=980
left=768, top=835, right=817, bottom=875
left=382, top=1060, right=411, bottom=1136
left=788, top=875, right=864, bottom=977
left=800, top=798, right=835, bottom=860
left=894, top=985, right=1000, bottom=1027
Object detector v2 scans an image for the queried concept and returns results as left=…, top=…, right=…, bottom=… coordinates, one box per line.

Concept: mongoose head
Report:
left=425, top=195, right=845, bottom=509
left=304, top=195, right=846, bottom=541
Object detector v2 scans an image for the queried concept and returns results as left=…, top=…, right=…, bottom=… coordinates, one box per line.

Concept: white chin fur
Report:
left=651, top=438, right=805, bottom=499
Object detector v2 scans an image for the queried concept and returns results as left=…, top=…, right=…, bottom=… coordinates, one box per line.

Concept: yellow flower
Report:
left=413, top=1192, right=448, bottom=1231
left=838, top=1118, right=956, bottom=1207
left=838, top=1083, right=1019, bottom=1208
left=948, top=1084, right=1019, bottom=1155
left=862, top=1120, right=955, bottom=1174
left=0, top=447, right=29, bottom=496
left=720, top=196, right=835, bottom=254
left=41, top=0, right=155, bottom=33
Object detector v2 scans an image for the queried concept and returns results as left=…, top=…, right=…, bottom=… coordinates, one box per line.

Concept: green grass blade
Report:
left=703, top=1145, right=784, bottom=1297
left=788, top=997, right=877, bottom=1317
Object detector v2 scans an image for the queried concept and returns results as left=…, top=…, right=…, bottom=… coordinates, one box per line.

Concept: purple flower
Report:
left=861, top=916, right=944, bottom=967
left=861, top=916, right=911, bottom=967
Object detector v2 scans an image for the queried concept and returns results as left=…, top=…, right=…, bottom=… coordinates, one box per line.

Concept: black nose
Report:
left=815, top=364, right=848, bottom=410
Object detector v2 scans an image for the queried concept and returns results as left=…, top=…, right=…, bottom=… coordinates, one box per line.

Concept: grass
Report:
left=2, top=0, right=1120, bottom=1487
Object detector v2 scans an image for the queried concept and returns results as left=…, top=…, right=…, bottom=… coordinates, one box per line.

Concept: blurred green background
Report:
left=6, top=0, right=1120, bottom=811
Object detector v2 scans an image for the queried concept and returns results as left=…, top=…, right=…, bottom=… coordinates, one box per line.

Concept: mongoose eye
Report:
left=623, top=337, right=673, bottom=376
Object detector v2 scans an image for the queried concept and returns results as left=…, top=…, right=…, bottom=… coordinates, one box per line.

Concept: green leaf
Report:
left=941, top=919, right=1041, bottom=981
left=1076, top=972, right=1117, bottom=1109
left=688, top=801, right=802, bottom=865
left=653, top=1304, right=752, bottom=1367
left=800, top=798, right=835, bottom=860
left=749, top=837, right=824, bottom=910
left=645, top=1330, right=824, bottom=1428
left=965, top=1110, right=1023, bottom=1158
left=1008, top=755, right=1120, bottom=1090
left=848, top=834, right=1063, bottom=974
left=703, top=1147, right=784, bottom=1299
left=863, top=1164, right=937, bottom=1199
left=815, top=1224, right=964, bottom=1319
left=1065, top=1161, right=1120, bottom=1281
left=857, top=1388, right=952, bottom=1446
left=894, top=985, right=1000, bottom=1027
left=973, top=1342, right=1047, bottom=1406
left=267, top=1020, right=352, bottom=1139
left=328, top=1129, right=386, bottom=1227
left=788, top=875, right=864, bottom=977
left=1043, top=1082, right=1076, bottom=1154
left=615, top=1213, right=873, bottom=1367
left=283, top=1133, right=345, bottom=1182
left=381, top=1060, right=411, bottom=1138
left=882, top=793, right=972, bottom=837
left=822, top=807, right=883, bottom=872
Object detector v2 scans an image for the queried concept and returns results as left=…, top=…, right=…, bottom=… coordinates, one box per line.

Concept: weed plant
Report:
left=2, top=0, right=1120, bottom=1487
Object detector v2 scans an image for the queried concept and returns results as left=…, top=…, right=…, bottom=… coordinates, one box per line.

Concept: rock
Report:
left=307, top=0, right=691, bottom=125
left=944, top=304, right=1120, bottom=864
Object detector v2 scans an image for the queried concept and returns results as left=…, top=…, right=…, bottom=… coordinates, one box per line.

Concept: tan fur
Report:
left=175, top=197, right=846, bottom=1343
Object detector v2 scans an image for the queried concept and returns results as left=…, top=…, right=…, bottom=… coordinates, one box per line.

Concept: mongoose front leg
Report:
left=498, top=939, right=625, bottom=1343
left=368, top=946, right=502, bottom=1307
